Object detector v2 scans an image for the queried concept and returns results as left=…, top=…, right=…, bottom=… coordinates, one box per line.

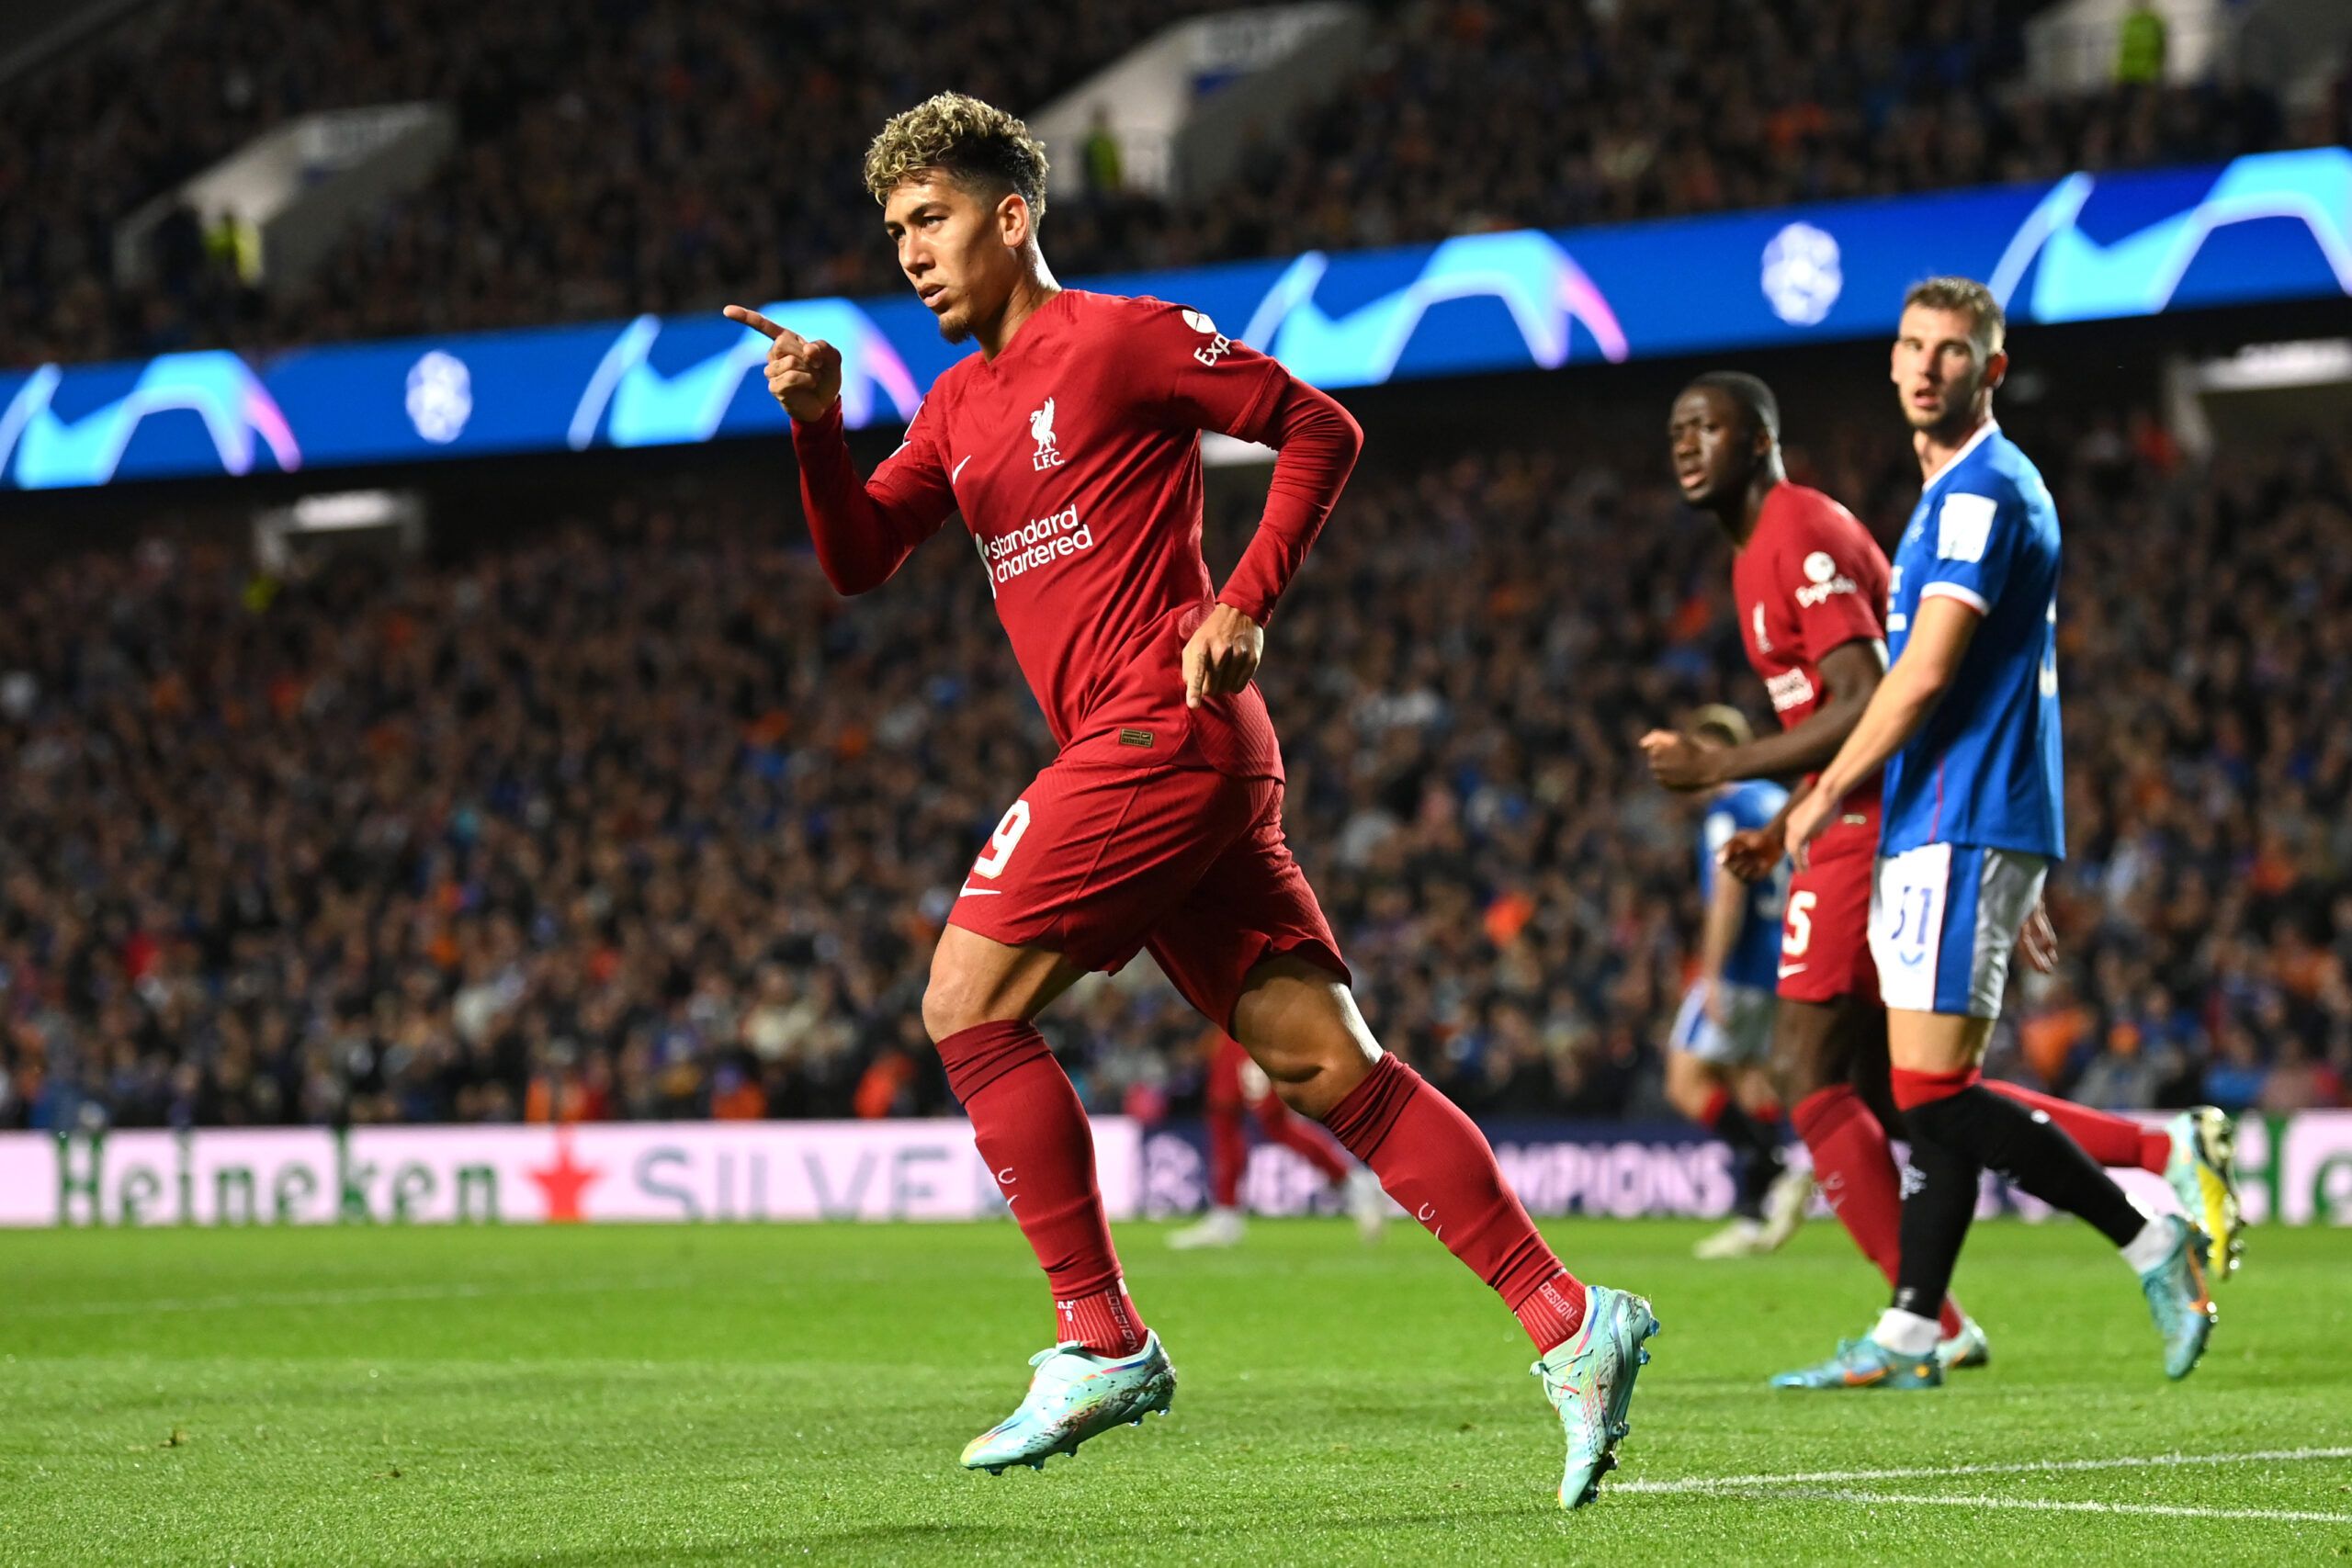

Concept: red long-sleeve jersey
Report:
left=792, top=289, right=1360, bottom=779
left=1732, top=481, right=1894, bottom=826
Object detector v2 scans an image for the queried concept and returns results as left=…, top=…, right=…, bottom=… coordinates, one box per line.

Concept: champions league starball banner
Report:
left=4, top=149, right=2350, bottom=491
left=5, top=1111, right=2350, bottom=1226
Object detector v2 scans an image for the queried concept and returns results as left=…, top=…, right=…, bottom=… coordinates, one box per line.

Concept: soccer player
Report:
left=1644, top=371, right=1988, bottom=1364
left=1659, top=706, right=1811, bottom=1260
left=1645, top=372, right=2237, bottom=1376
left=1167, top=1030, right=1387, bottom=1250
left=727, top=93, right=1657, bottom=1507
left=1773, top=277, right=2221, bottom=1389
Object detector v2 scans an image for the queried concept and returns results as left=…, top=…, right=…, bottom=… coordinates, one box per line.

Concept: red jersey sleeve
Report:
left=790, top=393, right=956, bottom=595
left=1128, top=297, right=1361, bottom=625
left=1778, top=496, right=1888, bottom=662
left=1133, top=297, right=1290, bottom=442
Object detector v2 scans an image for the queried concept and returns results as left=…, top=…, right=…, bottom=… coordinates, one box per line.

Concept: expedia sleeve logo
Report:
left=1793, top=549, right=1860, bottom=608
left=1182, top=309, right=1233, bottom=367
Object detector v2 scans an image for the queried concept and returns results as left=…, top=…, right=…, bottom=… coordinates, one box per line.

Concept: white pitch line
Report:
left=1617, top=1446, right=2352, bottom=1495
left=1785, top=1490, right=2352, bottom=1527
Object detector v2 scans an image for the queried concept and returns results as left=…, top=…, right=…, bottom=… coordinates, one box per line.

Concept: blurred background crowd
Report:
left=6, top=0, right=2348, bottom=364
left=2, top=400, right=2346, bottom=1133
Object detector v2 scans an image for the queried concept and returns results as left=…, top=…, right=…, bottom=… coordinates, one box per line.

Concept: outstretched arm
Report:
left=726, top=304, right=953, bottom=596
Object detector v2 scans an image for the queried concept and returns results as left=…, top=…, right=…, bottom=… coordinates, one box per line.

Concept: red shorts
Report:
left=1778, top=814, right=1881, bottom=1006
left=946, top=761, right=1351, bottom=1031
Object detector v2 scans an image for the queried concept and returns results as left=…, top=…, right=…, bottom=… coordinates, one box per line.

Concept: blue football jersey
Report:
left=1700, top=777, right=1791, bottom=989
left=1882, top=422, right=2065, bottom=859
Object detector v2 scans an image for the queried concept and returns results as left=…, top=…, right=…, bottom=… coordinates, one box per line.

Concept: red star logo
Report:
left=526, top=1131, right=604, bottom=1223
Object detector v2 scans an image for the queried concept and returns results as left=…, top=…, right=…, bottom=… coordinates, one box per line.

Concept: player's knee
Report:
left=920, top=968, right=987, bottom=1043
left=1662, top=1053, right=1714, bottom=1119
left=1771, top=1010, right=1846, bottom=1098
left=1254, top=1032, right=1375, bottom=1121
left=1772, top=1043, right=1836, bottom=1099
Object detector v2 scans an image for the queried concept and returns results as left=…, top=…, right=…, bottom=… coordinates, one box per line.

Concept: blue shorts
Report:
left=1868, top=842, right=2050, bottom=1020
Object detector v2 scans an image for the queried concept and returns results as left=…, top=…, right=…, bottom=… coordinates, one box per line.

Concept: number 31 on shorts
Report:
left=969, top=799, right=1032, bottom=881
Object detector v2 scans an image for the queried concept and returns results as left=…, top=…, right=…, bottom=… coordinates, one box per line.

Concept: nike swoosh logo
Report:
left=1778, top=963, right=1807, bottom=978
left=958, top=884, right=1001, bottom=897
left=952, top=455, right=973, bottom=483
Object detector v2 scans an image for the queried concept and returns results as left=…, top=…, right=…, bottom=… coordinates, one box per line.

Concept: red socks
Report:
left=1254, top=1093, right=1353, bottom=1185
left=1791, top=1084, right=1967, bottom=1340
left=1056, top=1285, right=1148, bottom=1357
left=1984, top=1080, right=2169, bottom=1175
left=1322, top=1053, right=1586, bottom=1351
left=1204, top=1096, right=1247, bottom=1210
left=937, top=1020, right=1145, bottom=1357
left=1889, top=1063, right=1980, bottom=1110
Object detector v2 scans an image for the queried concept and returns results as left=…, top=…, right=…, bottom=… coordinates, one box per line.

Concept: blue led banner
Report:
left=5, top=148, right=2348, bottom=491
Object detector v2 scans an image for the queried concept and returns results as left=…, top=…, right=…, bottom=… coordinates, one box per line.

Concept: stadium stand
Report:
left=0, top=0, right=1236, bottom=366
left=1053, top=0, right=2320, bottom=275
left=2, top=404, right=2346, bottom=1132
left=6, top=0, right=2342, bottom=365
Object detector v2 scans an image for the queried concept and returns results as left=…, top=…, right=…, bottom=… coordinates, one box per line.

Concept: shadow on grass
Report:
left=479, top=1507, right=1552, bottom=1565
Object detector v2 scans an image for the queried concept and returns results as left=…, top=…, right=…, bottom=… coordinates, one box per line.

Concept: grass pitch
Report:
left=5, top=1217, right=2347, bottom=1565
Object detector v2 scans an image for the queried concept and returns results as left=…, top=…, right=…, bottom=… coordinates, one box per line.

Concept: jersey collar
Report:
left=1919, top=417, right=1999, bottom=491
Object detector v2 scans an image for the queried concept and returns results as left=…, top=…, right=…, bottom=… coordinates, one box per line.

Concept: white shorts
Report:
left=1869, top=842, right=2050, bottom=1021
left=1668, top=980, right=1778, bottom=1066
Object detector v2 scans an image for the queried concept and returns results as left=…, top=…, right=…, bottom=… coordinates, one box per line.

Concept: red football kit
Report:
left=1731, top=481, right=1891, bottom=1006
left=794, top=288, right=1354, bottom=1030
left=792, top=286, right=1592, bottom=1368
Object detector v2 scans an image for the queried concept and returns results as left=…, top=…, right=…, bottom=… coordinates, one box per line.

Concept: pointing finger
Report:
left=723, top=305, right=785, bottom=340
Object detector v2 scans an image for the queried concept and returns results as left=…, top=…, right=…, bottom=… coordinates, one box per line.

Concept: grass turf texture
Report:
left=5, top=1219, right=2346, bottom=1565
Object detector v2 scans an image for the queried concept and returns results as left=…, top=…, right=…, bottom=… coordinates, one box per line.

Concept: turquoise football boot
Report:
left=2139, top=1214, right=2217, bottom=1381
left=960, top=1332, right=1177, bottom=1474
left=2165, top=1107, right=2244, bottom=1283
left=1771, top=1334, right=1944, bottom=1390
left=1934, top=1316, right=1991, bottom=1373
left=1532, top=1284, right=1660, bottom=1509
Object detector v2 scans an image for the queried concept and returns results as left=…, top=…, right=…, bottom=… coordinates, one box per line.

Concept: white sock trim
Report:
left=2120, top=1215, right=2176, bottom=1274
left=1873, top=1308, right=1942, bottom=1357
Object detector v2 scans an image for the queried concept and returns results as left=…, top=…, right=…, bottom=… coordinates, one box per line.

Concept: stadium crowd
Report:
left=6, top=0, right=2346, bottom=365
left=0, top=0, right=1233, bottom=367
left=1054, top=0, right=2314, bottom=275
left=0, top=404, right=2346, bottom=1134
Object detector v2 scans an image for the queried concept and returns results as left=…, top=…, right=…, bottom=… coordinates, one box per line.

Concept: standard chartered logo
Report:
left=984, top=503, right=1095, bottom=585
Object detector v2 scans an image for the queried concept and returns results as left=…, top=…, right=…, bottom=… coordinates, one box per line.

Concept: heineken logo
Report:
left=0, top=1121, right=1143, bottom=1228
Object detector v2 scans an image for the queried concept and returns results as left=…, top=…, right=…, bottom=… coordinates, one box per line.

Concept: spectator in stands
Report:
left=0, top=401, right=2345, bottom=1128
left=1, top=0, right=2330, bottom=365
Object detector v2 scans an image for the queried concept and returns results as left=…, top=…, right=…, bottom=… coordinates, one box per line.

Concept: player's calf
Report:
left=1236, top=964, right=1659, bottom=1503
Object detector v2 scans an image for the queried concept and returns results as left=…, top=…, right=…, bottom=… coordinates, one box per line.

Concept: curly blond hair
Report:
left=864, top=92, right=1050, bottom=220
